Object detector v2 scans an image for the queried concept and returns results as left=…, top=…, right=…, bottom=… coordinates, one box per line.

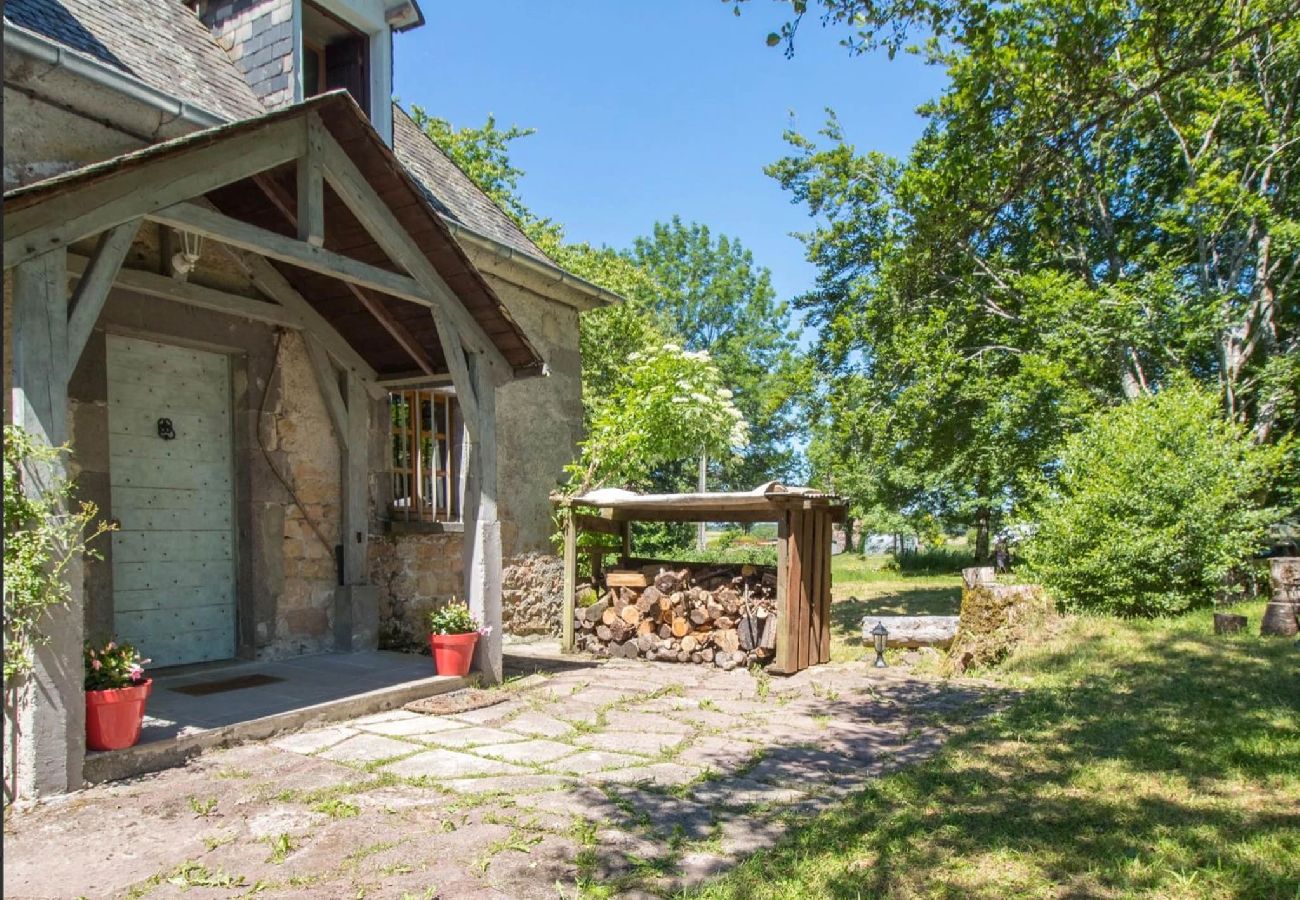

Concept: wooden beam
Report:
left=562, top=509, right=577, bottom=654
left=253, top=171, right=438, bottom=377
left=335, top=368, right=374, bottom=651
left=314, top=128, right=510, bottom=376
left=461, top=352, right=501, bottom=683
left=5, top=119, right=307, bottom=268
left=572, top=513, right=623, bottom=536
left=303, top=334, right=348, bottom=444
left=214, top=244, right=384, bottom=396
left=435, top=317, right=479, bottom=440
left=66, top=220, right=141, bottom=368
left=10, top=248, right=85, bottom=796
left=68, top=255, right=304, bottom=329
left=377, top=371, right=454, bottom=388
left=148, top=202, right=431, bottom=309
left=297, top=114, right=325, bottom=247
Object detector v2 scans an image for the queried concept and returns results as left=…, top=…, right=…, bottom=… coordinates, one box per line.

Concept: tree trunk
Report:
left=843, top=518, right=856, bottom=556
left=974, top=506, right=991, bottom=563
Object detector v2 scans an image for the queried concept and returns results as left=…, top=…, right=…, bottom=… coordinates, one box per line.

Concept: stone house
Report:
left=3, top=0, right=616, bottom=798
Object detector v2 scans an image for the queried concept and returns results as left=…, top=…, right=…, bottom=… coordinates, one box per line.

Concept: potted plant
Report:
left=428, top=600, right=490, bottom=676
left=84, top=640, right=151, bottom=751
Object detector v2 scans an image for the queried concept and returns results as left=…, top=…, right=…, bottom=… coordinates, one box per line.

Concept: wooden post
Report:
left=7, top=249, right=85, bottom=798
left=460, top=353, right=502, bottom=683
left=562, top=506, right=577, bottom=653
left=820, top=509, right=833, bottom=663
left=338, top=369, right=375, bottom=650
left=774, top=510, right=795, bottom=674
left=620, top=520, right=632, bottom=566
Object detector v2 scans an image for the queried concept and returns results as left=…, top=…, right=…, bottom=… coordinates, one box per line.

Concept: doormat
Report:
left=403, top=689, right=508, bottom=716
left=169, top=674, right=285, bottom=696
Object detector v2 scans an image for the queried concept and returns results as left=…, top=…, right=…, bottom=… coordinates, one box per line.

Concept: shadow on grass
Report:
left=684, top=607, right=1300, bottom=899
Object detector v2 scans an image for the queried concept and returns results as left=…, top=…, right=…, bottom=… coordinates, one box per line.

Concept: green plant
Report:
left=4, top=425, right=116, bottom=680
left=1023, top=384, right=1287, bottom=617
left=312, top=798, right=359, bottom=819
left=84, top=639, right=149, bottom=691
left=265, top=833, right=296, bottom=864
left=427, top=600, right=486, bottom=636
left=188, top=796, right=218, bottom=817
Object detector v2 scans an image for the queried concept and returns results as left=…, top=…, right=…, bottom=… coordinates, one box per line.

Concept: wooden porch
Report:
left=3, top=91, right=539, bottom=796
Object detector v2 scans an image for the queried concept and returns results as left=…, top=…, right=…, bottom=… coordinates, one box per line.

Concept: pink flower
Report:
left=106, top=641, right=116, bottom=651
left=91, top=659, right=102, bottom=670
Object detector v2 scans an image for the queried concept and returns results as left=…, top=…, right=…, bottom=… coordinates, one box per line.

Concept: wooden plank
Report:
left=820, top=511, right=832, bottom=663
left=800, top=507, right=815, bottom=671
left=303, top=334, right=349, bottom=445
left=790, top=510, right=809, bottom=673
left=67, top=220, right=141, bottom=367
left=315, top=127, right=510, bottom=375
left=573, top=513, right=622, bottom=536
left=108, top=431, right=234, bottom=464
left=809, top=510, right=825, bottom=665
left=111, top=503, right=232, bottom=532
left=773, top=511, right=793, bottom=674
left=435, top=317, right=479, bottom=440
left=297, top=114, right=325, bottom=247
left=620, top=521, right=632, bottom=565
left=113, top=559, right=234, bottom=592
left=69, top=255, right=303, bottom=329
left=562, top=509, right=577, bottom=653
left=5, top=119, right=307, bottom=267
left=113, top=583, right=235, bottom=613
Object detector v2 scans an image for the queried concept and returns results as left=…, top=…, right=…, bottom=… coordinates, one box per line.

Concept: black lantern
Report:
left=871, top=622, right=889, bottom=668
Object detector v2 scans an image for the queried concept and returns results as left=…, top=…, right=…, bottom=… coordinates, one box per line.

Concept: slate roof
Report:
left=392, top=105, right=553, bottom=266
left=4, top=0, right=264, bottom=122
left=5, top=0, right=558, bottom=271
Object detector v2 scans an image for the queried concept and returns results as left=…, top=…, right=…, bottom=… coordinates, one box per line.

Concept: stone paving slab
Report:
left=314, top=732, right=421, bottom=764
left=469, top=738, right=579, bottom=765
left=587, top=761, right=703, bottom=787
left=382, top=748, right=531, bottom=779
left=358, top=713, right=474, bottom=736
left=440, top=773, right=577, bottom=795
left=502, top=710, right=576, bottom=739
left=423, top=725, right=532, bottom=748
left=271, top=724, right=358, bottom=755
left=550, top=748, right=644, bottom=775
left=575, top=729, right=691, bottom=756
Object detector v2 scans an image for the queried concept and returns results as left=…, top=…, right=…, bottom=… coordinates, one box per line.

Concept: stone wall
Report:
left=488, top=277, right=584, bottom=557
left=265, top=331, right=342, bottom=657
left=502, top=553, right=565, bottom=637
left=370, top=531, right=465, bottom=651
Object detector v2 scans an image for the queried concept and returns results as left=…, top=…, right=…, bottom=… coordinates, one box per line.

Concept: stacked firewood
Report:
left=573, top=563, right=778, bottom=670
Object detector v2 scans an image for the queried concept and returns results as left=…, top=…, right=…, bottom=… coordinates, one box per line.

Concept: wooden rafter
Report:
left=252, top=172, right=439, bottom=378
left=66, top=219, right=141, bottom=367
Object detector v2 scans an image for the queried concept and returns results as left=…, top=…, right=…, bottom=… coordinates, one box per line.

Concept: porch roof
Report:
left=4, top=91, right=545, bottom=380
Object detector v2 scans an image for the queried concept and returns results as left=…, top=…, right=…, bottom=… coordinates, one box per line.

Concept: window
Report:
left=303, top=2, right=370, bottom=116
left=389, top=390, right=460, bottom=523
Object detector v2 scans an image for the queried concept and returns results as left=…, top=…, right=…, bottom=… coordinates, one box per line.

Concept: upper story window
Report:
left=303, top=2, right=370, bottom=115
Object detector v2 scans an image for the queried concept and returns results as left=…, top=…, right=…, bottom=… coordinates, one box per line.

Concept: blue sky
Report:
left=394, top=1, right=947, bottom=310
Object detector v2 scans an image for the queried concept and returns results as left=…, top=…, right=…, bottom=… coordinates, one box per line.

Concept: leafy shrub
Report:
left=4, top=425, right=115, bottom=679
left=1023, top=384, right=1284, bottom=617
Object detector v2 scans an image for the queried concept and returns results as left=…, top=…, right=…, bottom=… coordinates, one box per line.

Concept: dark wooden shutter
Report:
left=325, top=34, right=370, bottom=117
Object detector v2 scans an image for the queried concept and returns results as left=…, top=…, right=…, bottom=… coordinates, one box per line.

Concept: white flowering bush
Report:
left=565, top=343, right=748, bottom=493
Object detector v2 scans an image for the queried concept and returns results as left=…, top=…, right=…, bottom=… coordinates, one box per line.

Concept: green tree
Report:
left=753, top=0, right=1299, bottom=554
left=1023, top=383, right=1286, bottom=616
left=626, top=218, right=806, bottom=490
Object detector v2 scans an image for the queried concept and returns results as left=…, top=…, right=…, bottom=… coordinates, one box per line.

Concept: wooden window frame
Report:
left=302, top=39, right=326, bottom=97
left=389, top=389, right=459, bottom=523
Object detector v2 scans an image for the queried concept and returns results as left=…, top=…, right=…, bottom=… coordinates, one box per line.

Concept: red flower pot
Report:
left=85, top=679, right=152, bottom=751
left=429, top=632, right=479, bottom=676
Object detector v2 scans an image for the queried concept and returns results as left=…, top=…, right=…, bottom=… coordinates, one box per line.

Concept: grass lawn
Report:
left=690, top=595, right=1300, bottom=899
left=828, top=554, right=964, bottom=662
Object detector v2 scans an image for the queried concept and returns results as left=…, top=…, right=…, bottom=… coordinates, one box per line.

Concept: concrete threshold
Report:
left=83, top=670, right=469, bottom=786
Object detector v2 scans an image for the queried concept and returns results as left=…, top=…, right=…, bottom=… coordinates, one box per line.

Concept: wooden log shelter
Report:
left=557, top=483, right=847, bottom=675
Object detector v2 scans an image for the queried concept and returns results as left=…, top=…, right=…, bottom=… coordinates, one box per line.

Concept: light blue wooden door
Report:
left=108, top=335, right=236, bottom=666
